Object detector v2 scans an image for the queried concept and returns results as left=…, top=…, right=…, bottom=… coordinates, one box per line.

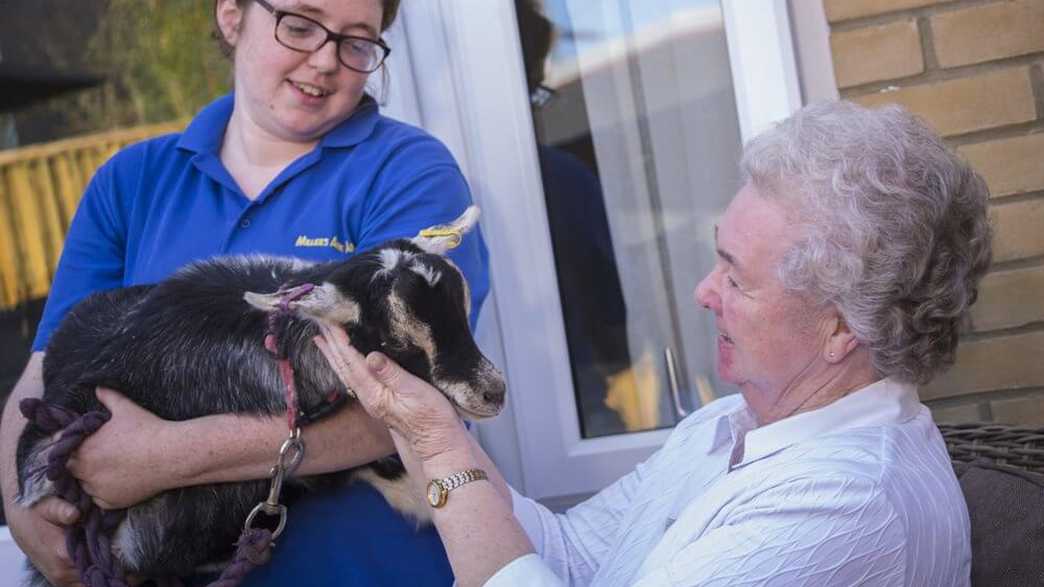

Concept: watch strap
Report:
left=428, top=468, right=488, bottom=508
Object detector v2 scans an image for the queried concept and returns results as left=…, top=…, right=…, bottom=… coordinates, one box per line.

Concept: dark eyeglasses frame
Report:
left=252, top=0, right=391, bottom=74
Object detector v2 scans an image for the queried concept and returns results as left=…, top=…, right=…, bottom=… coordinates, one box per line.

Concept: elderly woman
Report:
left=315, top=100, right=991, bottom=586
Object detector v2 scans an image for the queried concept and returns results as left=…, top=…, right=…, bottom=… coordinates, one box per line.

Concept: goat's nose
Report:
left=482, top=380, right=507, bottom=403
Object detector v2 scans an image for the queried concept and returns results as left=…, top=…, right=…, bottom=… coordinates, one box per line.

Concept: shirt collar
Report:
left=319, top=94, right=380, bottom=148
left=176, top=93, right=381, bottom=154
left=705, top=415, right=733, bottom=455
left=177, top=94, right=234, bottom=154
left=734, top=377, right=922, bottom=468
left=702, top=405, right=757, bottom=456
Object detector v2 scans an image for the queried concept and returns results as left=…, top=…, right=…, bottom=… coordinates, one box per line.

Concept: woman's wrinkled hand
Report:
left=66, top=388, right=179, bottom=510
left=313, top=323, right=466, bottom=463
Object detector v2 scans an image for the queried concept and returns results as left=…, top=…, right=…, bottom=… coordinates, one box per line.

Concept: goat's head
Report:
left=244, top=206, right=506, bottom=420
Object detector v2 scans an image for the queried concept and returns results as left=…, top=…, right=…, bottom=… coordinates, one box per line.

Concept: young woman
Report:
left=0, top=1, right=488, bottom=585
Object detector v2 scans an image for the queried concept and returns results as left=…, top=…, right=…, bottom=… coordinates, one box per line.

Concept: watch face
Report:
left=427, top=481, right=446, bottom=508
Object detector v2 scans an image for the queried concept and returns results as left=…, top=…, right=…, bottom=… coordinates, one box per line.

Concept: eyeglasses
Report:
left=252, top=0, right=391, bottom=73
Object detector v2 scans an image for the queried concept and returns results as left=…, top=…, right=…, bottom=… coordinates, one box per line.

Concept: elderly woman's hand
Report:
left=313, top=323, right=468, bottom=463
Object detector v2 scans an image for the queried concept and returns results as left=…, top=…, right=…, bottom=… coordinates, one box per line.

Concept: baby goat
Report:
left=16, top=207, right=505, bottom=581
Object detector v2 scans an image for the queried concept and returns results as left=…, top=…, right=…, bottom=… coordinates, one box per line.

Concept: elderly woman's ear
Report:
left=823, top=314, right=860, bottom=364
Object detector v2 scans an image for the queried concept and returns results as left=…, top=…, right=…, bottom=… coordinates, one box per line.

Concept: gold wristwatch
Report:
left=426, top=468, right=489, bottom=508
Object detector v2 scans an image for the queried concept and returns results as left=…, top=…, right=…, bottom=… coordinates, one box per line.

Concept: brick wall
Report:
left=823, top=0, right=1044, bottom=425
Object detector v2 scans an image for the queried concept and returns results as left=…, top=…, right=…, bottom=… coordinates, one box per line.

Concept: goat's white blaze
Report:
left=376, top=249, right=414, bottom=278
left=387, top=292, right=436, bottom=364
left=409, top=260, right=442, bottom=287
left=388, top=289, right=499, bottom=419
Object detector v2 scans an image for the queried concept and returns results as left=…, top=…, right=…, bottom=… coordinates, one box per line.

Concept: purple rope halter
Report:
left=20, top=399, right=128, bottom=587
left=22, top=396, right=278, bottom=587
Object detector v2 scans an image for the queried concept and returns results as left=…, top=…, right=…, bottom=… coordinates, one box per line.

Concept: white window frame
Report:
left=387, top=0, right=803, bottom=502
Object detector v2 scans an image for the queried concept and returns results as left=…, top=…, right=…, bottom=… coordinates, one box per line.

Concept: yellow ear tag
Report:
left=418, top=227, right=463, bottom=249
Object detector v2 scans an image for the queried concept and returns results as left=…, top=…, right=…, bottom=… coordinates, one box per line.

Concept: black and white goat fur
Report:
left=16, top=207, right=505, bottom=583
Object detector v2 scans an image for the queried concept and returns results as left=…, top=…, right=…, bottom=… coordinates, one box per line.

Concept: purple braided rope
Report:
left=205, top=528, right=273, bottom=587
left=20, top=398, right=278, bottom=587
left=20, top=398, right=128, bottom=587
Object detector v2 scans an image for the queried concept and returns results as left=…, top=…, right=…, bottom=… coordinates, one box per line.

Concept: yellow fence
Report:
left=0, top=121, right=185, bottom=310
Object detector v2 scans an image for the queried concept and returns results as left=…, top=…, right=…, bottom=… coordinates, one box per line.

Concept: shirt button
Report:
left=240, top=219, right=251, bottom=228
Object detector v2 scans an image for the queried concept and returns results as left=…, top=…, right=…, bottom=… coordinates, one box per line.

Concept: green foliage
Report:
left=80, top=0, right=230, bottom=127
left=17, top=0, right=231, bottom=141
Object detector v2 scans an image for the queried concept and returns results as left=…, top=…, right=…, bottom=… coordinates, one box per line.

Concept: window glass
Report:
left=516, top=0, right=743, bottom=437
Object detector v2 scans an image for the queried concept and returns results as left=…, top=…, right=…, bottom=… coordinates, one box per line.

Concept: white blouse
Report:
left=488, top=378, right=971, bottom=586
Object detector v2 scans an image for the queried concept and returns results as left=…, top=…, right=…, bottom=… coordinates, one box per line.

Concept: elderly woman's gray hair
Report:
left=741, top=100, right=992, bottom=384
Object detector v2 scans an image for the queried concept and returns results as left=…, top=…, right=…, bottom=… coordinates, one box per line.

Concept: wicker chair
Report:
left=937, top=422, right=1044, bottom=586
left=939, top=422, right=1044, bottom=474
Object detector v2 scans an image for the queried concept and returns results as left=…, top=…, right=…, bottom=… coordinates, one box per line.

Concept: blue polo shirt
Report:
left=33, top=94, right=491, bottom=585
left=34, top=94, right=488, bottom=348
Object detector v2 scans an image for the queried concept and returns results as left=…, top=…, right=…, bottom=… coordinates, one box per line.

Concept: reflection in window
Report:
left=515, top=0, right=742, bottom=437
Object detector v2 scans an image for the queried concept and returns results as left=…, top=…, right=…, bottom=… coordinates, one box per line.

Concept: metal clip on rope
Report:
left=244, top=427, right=305, bottom=541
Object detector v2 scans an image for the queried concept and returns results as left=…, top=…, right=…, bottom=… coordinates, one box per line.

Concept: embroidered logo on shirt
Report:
left=294, top=235, right=355, bottom=254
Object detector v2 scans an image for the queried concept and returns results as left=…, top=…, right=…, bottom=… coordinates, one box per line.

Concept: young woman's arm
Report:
left=67, top=389, right=395, bottom=509
left=1, top=354, right=84, bottom=586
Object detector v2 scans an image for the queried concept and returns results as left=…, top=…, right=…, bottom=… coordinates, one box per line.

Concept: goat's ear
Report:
left=245, top=283, right=361, bottom=325
left=410, top=205, right=481, bottom=256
